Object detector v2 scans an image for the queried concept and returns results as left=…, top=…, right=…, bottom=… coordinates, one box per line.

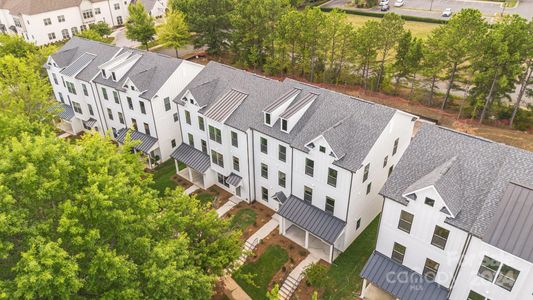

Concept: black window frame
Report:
left=398, top=210, right=414, bottom=233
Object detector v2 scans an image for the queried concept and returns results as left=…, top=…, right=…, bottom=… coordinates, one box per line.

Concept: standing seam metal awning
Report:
left=116, top=128, right=158, bottom=154
left=170, top=143, right=211, bottom=173
left=361, top=251, right=449, bottom=300
left=273, top=191, right=287, bottom=203
left=49, top=103, right=75, bottom=121
left=83, top=118, right=97, bottom=128
left=278, top=195, right=346, bottom=244
left=226, top=173, right=242, bottom=186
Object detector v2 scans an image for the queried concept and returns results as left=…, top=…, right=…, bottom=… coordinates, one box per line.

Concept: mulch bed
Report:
left=247, top=229, right=310, bottom=292
left=292, top=259, right=330, bottom=300
left=170, top=173, right=193, bottom=189
left=225, top=201, right=275, bottom=240
left=209, top=185, right=232, bottom=209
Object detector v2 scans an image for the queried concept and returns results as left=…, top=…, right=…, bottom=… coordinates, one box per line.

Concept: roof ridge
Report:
left=436, top=125, right=495, bottom=144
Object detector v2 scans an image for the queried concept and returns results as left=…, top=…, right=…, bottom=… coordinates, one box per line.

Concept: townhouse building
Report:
left=46, top=37, right=203, bottom=166
left=0, top=0, right=133, bottom=46
left=360, top=124, right=533, bottom=300
left=139, top=0, right=168, bottom=18
left=170, top=62, right=417, bottom=262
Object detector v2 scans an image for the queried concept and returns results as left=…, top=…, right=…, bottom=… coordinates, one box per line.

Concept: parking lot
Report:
left=322, top=0, right=533, bottom=21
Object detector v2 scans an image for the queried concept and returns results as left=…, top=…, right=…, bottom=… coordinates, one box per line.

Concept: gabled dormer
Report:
left=98, top=50, right=141, bottom=82
left=304, top=135, right=341, bottom=161
left=263, top=88, right=301, bottom=127
left=278, top=92, right=318, bottom=133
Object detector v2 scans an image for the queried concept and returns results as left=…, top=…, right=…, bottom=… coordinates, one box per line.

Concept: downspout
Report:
left=448, top=233, right=472, bottom=295
left=290, top=146, right=294, bottom=195
left=91, top=82, right=110, bottom=132
left=246, top=130, right=253, bottom=202
left=250, top=129, right=257, bottom=201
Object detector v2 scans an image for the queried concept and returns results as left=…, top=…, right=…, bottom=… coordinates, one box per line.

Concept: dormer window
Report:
left=319, top=146, right=326, bottom=153
left=281, top=119, right=288, bottom=132
left=102, top=70, right=106, bottom=77
left=111, top=72, right=117, bottom=81
left=265, top=113, right=271, bottom=125
left=131, top=86, right=135, bottom=91
left=425, top=197, right=435, bottom=207
left=189, top=98, right=194, bottom=104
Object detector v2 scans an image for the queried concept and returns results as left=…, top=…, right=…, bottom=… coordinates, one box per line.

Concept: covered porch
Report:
left=170, top=143, right=212, bottom=189
left=116, top=128, right=160, bottom=169
left=277, top=195, right=345, bottom=263
left=50, top=103, right=83, bottom=135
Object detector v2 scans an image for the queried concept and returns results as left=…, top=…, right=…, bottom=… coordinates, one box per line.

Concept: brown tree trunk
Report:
left=510, top=65, right=532, bottom=127
left=428, top=75, right=436, bottom=106
left=442, top=62, right=458, bottom=110
left=479, top=71, right=499, bottom=123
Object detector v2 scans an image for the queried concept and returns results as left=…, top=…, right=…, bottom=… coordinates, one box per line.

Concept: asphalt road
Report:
left=323, top=0, right=533, bottom=20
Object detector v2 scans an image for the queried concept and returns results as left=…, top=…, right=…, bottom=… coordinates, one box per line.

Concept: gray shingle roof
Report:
left=116, top=128, right=158, bottom=154
left=170, top=143, right=211, bottom=173
left=361, top=251, right=449, bottom=300
left=226, top=173, right=242, bottom=186
left=381, top=124, right=533, bottom=262
left=174, top=62, right=397, bottom=172
left=278, top=195, right=346, bottom=244
left=0, top=0, right=107, bottom=15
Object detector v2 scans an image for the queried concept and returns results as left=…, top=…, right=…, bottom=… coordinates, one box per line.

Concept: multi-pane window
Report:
left=231, top=131, right=238, bottom=147
left=278, top=171, right=286, bottom=188
left=393, top=138, right=399, bottom=155
left=164, top=97, right=171, bottom=111
left=145, top=125, right=152, bottom=137
left=261, top=163, right=268, bottom=179
left=325, top=197, right=335, bottom=214
left=423, top=258, right=439, bottom=280
left=82, top=84, right=88, bottom=96
left=114, top=3, right=120, bottom=9
left=140, top=101, right=146, bottom=114
left=127, top=97, right=133, bottom=110
left=264, top=113, right=271, bottom=125
left=260, top=137, right=268, bottom=154
left=431, top=226, right=450, bottom=250
left=52, top=73, right=58, bottom=85
left=327, top=168, right=337, bottom=187
left=116, top=16, right=123, bottom=25
left=58, top=15, right=65, bottom=22
left=48, top=32, right=56, bottom=40
left=113, top=91, right=120, bottom=104
left=102, top=87, right=108, bottom=100
left=304, top=186, right=312, bottom=203
left=233, top=156, right=240, bottom=171
left=94, top=8, right=101, bottom=14
left=44, top=18, right=51, bottom=25
left=72, top=101, right=82, bottom=114
left=88, top=104, right=94, bottom=116
left=305, top=158, right=314, bottom=177
left=261, top=187, right=268, bottom=201
left=279, top=145, right=286, bottom=162
left=467, top=291, right=487, bottom=300
left=363, top=163, right=370, bottom=182
left=208, top=125, right=222, bottom=143
left=425, top=197, right=435, bottom=207
left=383, top=155, right=388, bottom=167
left=185, top=110, right=191, bottom=125
left=211, top=150, right=224, bottom=167
left=131, top=118, right=137, bottom=130
left=107, top=108, right=113, bottom=120
left=366, top=182, right=372, bottom=195
left=281, top=119, right=288, bottom=132
left=391, top=242, right=406, bottom=264
left=319, top=145, right=326, bottom=153
left=198, top=117, right=205, bottom=131
left=66, top=81, right=76, bottom=94
left=173, top=113, right=179, bottom=122
left=118, top=112, right=124, bottom=124
left=201, top=140, right=207, bottom=154
left=71, top=27, right=78, bottom=35
left=188, top=133, right=194, bottom=147
left=478, top=256, right=520, bottom=291
left=82, top=10, right=93, bottom=19
left=171, top=139, right=176, bottom=148
left=58, top=92, right=64, bottom=102
left=61, top=29, right=70, bottom=39
left=398, top=210, right=413, bottom=233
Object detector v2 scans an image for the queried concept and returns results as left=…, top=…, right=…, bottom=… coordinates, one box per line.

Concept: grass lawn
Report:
left=151, top=159, right=178, bottom=195
left=194, top=191, right=215, bottom=205
left=321, top=215, right=380, bottom=300
left=234, top=245, right=289, bottom=300
left=230, top=208, right=257, bottom=232
left=345, top=14, right=440, bottom=39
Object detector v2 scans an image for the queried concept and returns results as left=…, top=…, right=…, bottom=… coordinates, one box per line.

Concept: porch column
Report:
left=329, top=244, right=334, bottom=263
left=148, top=156, right=152, bottom=169
left=304, top=231, right=309, bottom=249
left=361, top=279, right=368, bottom=298
left=279, top=218, right=284, bottom=235
left=188, top=168, right=193, bottom=182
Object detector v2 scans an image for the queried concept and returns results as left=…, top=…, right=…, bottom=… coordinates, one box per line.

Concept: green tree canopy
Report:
left=89, top=21, right=112, bottom=36
left=157, top=9, right=190, bottom=57
left=76, top=29, right=111, bottom=43
left=126, top=2, right=156, bottom=50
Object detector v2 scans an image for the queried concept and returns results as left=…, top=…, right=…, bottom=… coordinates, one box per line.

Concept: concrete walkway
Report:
left=246, top=218, right=279, bottom=246
left=222, top=275, right=252, bottom=300
left=184, top=185, right=199, bottom=195
left=216, top=196, right=241, bottom=217
left=279, top=254, right=320, bottom=300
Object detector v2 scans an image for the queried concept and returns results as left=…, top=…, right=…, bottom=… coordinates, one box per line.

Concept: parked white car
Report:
left=380, top=0, right=390, bottom=5
left=442, top=8, right=452, bottom=17
left=394, top=0, right=405, bottom=7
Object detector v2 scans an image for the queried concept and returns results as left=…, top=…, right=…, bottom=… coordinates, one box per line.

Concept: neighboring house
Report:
left=45, top=37, right=203, bottom=166
left=0, top=0, right=133, bottom=46
left=171, top=62, right=417, bottom=262
left=139, top=0, right=167, bottom=18
left=361, top=124, right=533, bottom=300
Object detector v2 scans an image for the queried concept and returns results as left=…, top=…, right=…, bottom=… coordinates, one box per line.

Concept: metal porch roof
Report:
left=116, top=128, right=158, bottom=154
left=170, top=143, right=211, bottom=173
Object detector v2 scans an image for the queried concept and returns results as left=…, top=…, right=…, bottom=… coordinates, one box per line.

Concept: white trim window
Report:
left=477, top=256, right=520, bottom=291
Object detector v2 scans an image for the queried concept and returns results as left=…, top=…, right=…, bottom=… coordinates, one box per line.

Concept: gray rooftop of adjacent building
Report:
left=0, top=0, right=107, bottom=16
left=361, top=251, right=449, bottom=300
left=116, top=128, right=158, bottom=154
left=381, top=124, right=533, bottom=262
left=277, top=195, right=346, bottom=244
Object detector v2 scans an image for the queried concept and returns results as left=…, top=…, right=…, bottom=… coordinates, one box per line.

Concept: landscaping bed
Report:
left=225, top=201, right=274, bottom=240
left=234, top=230, right=309, bottom=299
left=191, top=185, right=231, bottom=209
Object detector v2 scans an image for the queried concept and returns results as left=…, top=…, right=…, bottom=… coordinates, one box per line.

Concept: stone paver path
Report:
left=184, top=185, right=199, bottom=195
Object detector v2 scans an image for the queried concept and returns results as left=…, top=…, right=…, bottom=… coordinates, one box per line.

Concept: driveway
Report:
left=110, top=27, right=140, bottom=48
left=322, top=0, right=533, bottom=20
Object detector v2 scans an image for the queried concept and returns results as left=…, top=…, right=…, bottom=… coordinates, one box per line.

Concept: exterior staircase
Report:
left=279, top=273, right=302, bottom=300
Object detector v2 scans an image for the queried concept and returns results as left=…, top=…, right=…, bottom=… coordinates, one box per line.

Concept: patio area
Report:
left=284, top=224, right=338, bottom=263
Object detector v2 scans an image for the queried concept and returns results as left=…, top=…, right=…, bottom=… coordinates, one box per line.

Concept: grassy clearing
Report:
left=345, top=14, right=440, bottom=39
left=234, top=245, right=289, bottom=300
left=151, top=159, right=178, bottom=195
left=194, top=191, right=215, bottom=205
left=321, top=215, right=380, bottom=300
left=230, top=208, right=257, bottom=232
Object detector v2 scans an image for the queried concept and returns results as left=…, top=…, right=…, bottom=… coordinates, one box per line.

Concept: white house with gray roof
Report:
left=0, top=0, right=133, bottom=46
left=46, top=37, right=203, bottom=167
left=170, top=61, right=417, bottom=262
left=361, top=124, right=533, bottom=300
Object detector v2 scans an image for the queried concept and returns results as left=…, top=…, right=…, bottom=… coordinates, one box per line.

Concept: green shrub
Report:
left=304, top=263, right=329, bottom=288
left=320, top=7, right=449, bottom=24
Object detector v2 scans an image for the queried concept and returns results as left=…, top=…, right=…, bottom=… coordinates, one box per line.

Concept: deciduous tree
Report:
left=157, top=9, right=190, bottom=57
left=126, top=2, right=156, bottom=50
